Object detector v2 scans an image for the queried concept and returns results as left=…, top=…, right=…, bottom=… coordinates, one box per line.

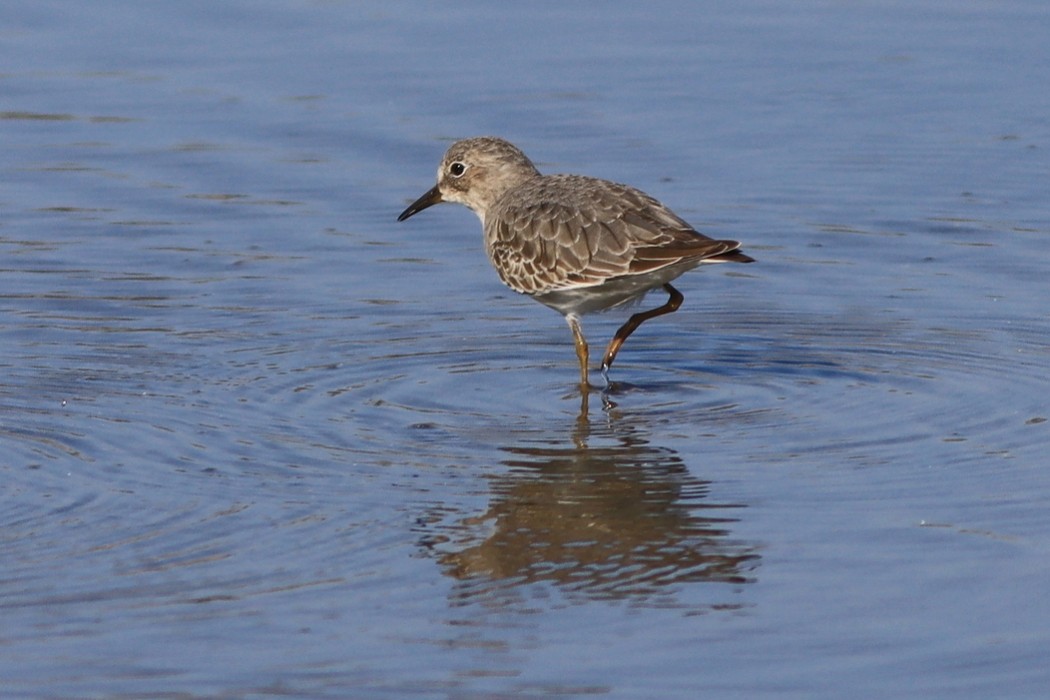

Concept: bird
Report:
left=397, top=136, right=753, bottom=388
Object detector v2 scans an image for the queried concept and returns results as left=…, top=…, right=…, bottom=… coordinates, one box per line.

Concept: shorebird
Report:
left=397, top=136, right=753, bottom=387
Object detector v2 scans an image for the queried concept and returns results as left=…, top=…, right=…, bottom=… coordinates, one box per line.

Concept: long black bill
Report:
left=397, top=184, right=444, bottom=222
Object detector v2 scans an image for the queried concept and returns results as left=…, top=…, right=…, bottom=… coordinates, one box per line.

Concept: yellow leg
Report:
left=601, top=283, right=684, bottom=372
left=567, top=314, right=589, bottom=388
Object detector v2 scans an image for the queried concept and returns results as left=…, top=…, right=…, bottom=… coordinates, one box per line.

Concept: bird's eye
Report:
left=449, top=162, right=467, bottom=178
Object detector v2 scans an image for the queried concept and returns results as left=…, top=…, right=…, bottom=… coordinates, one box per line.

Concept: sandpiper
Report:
left=397, top=136, right=753, bottom=387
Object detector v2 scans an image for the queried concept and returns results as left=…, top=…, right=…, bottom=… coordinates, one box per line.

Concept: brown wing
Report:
left=485, top=174, right=750, bottom=295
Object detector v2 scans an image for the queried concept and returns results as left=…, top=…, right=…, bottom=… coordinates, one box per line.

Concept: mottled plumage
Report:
left=397, top=136, right=753, bottom=386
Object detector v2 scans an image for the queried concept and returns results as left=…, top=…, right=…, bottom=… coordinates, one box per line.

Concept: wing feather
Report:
left=485, top=174, right=750, bottom=295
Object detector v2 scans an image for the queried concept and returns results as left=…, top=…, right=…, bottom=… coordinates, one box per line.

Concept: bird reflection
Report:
left=418, top=393, right=760, bottom=607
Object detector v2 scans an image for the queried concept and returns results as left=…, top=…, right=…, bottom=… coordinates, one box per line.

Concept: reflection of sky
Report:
left=3, top=1, right=1049, bottom=698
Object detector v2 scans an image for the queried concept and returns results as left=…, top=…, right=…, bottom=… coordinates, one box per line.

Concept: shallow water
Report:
left=3, top=1, right=1049, bottom=698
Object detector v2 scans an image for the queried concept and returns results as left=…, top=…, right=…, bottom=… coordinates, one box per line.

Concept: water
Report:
left=2, top=1, right=1049, bottom=698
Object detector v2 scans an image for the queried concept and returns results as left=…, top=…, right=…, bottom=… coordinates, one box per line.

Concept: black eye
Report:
left=449, top=162, right=466, bottom=177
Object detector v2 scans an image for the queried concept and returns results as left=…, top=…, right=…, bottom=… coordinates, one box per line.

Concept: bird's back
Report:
left=483, top=173, right=750, bottom=300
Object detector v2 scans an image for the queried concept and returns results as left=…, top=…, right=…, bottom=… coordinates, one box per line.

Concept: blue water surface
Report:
left=2, top=1, right=1049, bottom=698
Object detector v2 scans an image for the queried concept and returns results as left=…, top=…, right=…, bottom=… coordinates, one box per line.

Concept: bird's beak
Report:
left=397, top=184, right=444, bottom=222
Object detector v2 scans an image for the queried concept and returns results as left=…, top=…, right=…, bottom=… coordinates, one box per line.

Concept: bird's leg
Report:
left=566, top=314, right=590, bottom=388
left=601, top=283, right=684, bottom=374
